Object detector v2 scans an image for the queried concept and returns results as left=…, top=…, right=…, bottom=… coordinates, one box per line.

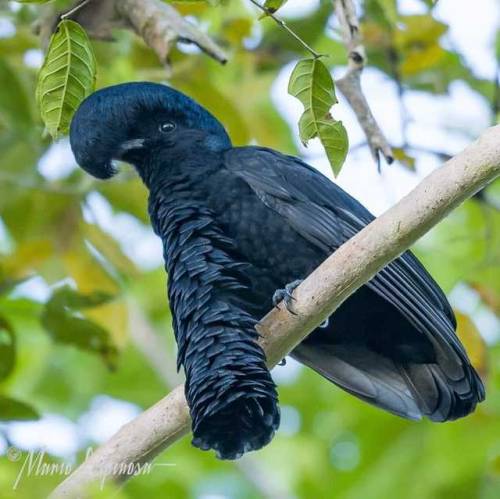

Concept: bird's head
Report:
left=69, top=82, right=231, bottom=179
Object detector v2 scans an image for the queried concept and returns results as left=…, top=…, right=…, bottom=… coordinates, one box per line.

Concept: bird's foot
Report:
left=272, top=279, right=303, bottom=315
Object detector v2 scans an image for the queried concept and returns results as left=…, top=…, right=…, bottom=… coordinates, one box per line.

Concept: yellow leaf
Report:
left=223, top=18, right=253, bottom=45
left=392, top=147, right=416, bottom=170
left=400, top=44, right=445, bottom=77
left=62, top=246, right=119, bottom=295
left=455, top=311, right=488, bottom=379
left=1, top=240, right=54, bottom=279
left=395, top=15, right=447, bottom=49
left=86, top=301, right=129, bottom=348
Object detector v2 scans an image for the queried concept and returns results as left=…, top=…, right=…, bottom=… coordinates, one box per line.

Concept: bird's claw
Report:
left=272, top=279, right=303, bottom=315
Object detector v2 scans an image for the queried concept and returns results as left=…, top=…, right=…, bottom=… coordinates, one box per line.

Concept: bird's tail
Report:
left=292, top=342, right=484, bottom=422
left=185, top=311, right=280, bottom=459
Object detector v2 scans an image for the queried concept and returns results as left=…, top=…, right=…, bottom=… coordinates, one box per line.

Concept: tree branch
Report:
left=116, top=0, right=228, bottom=64
left=39, top=0, right=228, bottom=64
left=334, top=0, right=394, bottom=167
left=50, top=125, right=500, bottom=498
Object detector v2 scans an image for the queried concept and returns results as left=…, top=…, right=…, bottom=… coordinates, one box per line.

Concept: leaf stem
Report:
left=248, top=0, right=324, bottom=59
left=60, top=0, right=93, bottom=20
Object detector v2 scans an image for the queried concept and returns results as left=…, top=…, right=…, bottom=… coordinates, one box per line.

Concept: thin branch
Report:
left=248, top=0, right=324, bottom=59
left=334, top=0, right=394, bottom=168
left=60, top=0, right=93, bottom=20
left=45, top=0, right=228, bottom=64
left=116, top=0, right=228, bottom=64
left=50, top=125, right=500, bottom=498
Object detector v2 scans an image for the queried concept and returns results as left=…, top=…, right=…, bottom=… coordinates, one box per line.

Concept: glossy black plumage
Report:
left=148, top=166, right=279, bottom=458
left=70, top=82, right=485, bottom=459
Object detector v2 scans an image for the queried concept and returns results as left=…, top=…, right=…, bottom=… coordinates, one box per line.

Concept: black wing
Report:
left=224, top=146, right=484, bottom=421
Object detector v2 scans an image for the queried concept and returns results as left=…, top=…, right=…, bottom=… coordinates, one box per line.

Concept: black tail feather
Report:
left=293, top=342, right=484, bottom=422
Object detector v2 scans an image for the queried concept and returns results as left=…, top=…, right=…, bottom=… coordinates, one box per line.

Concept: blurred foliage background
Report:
left=0, top=0, right=499, bottom=498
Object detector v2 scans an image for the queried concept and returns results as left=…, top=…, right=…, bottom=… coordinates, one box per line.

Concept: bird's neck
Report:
left=145, top=148, right=223, bottom=237
left=136, top=137, right=226, bottom=189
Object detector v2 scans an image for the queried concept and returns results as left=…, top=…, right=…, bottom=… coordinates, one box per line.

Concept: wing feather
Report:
left=224, top=146, right=484, bottom=420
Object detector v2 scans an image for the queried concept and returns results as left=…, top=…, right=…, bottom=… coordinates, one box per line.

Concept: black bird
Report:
left=70, top=82, right=485, bottom=459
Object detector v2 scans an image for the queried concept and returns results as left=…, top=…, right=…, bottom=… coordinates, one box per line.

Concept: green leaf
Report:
left=259, top=0, right=288, bottom=18
left=392, top=147, right=416, bottom=170
left=36, top=20, right=96, bottom=139
left=288, top=58, right=348, bottom=175
left=15, top=1, right=52, bottom=3
left=0, top=396, right=40, bottom=421
left=0, top=316, right=16, bottom=381
left=41, top=286, right=118, bottom=369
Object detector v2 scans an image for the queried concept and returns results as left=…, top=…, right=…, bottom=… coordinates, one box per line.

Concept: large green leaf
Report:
left=36, top=20, right=96, bottom=139
left=288, top=58, right=348, bottom=175
left=40, top=286, right=118, bottom=369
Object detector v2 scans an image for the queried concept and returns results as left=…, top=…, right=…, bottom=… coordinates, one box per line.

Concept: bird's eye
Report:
left=159, top=122, right=176, bottom=133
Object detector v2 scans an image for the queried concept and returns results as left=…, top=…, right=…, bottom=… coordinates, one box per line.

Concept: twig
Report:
left=334, top=0, right=393, bottom=168
left=50, top=125, right=500, bottom=498
left=248, top=0, right=324, bottom=59
left=60, top=0, right=93, bottom=20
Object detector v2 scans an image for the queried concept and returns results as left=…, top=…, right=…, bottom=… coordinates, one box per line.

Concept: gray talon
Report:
left=272, top=289, right=285, bottom=309
left=272, top=279, right=303, bottom=315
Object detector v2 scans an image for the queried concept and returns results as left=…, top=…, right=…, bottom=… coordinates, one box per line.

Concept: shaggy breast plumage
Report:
left=148, top=179, right=280, bottom=459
